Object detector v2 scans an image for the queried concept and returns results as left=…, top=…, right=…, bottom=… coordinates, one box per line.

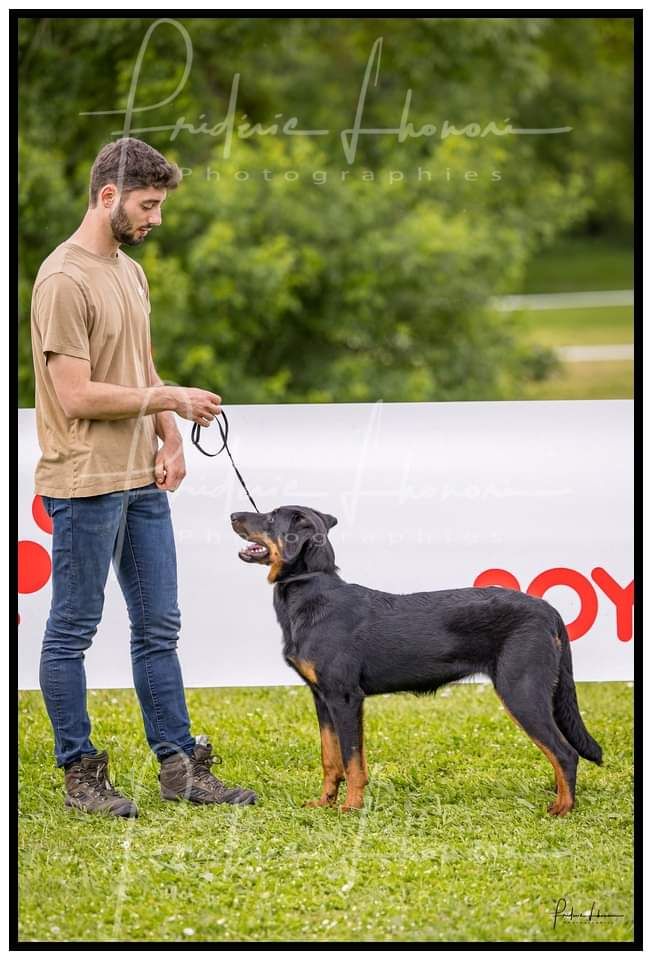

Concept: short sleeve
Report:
left=34, top=273, right=90, bottom=362
left=136, top=263, right=151, bottom=315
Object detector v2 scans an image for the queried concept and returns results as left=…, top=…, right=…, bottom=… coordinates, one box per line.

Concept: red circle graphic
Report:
left=18, top=540, right=52, bottom=594
left=32, top=496, right=53, bottom=535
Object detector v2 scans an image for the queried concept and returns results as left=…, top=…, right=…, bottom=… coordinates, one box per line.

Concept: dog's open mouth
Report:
left=238, top=541, right=270, bottom=563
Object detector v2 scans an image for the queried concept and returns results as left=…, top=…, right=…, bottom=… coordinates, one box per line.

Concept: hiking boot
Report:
left=64, top=751, right=138, bottom=818
left=159, top=735, right=256, bottom=806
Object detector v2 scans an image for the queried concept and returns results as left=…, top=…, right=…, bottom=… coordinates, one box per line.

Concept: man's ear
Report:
left=99, top=183, right=118, bottom=209
left=316, top=511, right=337, bottom=530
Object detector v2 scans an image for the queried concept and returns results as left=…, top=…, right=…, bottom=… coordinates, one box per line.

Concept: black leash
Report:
left=191, top=411, right=260, bottom=512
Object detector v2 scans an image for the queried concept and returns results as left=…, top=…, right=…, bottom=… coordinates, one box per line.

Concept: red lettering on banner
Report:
left=591, top=567, right=634, bottom=642
left=527, top=568, right=598, bottom=641
left=473, top=566, right=634, bottom=643
left=473, top=568, right=521, bottom=591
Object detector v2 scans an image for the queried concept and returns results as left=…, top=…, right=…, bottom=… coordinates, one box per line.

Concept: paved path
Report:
left=557, top=344, right=634, bottom=362
left=490, top=289, right=634, bottom=363
left=493, top=290, right=633, bottom=311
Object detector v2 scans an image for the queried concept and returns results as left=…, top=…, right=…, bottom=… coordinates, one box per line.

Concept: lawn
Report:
left=522, top=236, right=633, bottom=294
left=522, top=359, right=632, bottom=401
left=521, top=306, right=633, bottom=349
left=515, top=304, right=633, bottom=400
left=494, top=233, right=635, bottom=402
left=18, top=683, right=634, bottom=944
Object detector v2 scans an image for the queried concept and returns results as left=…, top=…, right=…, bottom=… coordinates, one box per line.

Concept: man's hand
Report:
left=154, top=435, right=186, bottom=492
left=172, top=387, right=222, bottom=425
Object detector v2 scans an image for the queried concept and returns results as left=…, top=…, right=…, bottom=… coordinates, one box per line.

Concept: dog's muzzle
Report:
left=231, top=514, right=271, bottom=563
left=238, top=541, right=270, bottom=563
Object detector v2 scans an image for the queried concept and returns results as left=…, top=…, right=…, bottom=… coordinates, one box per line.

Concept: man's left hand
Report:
left=154, top=436, right=186, bottom=492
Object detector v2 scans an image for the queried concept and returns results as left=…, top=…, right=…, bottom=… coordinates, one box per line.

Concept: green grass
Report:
left=496, top=301, right=634, bottom=401
left=521, top=306, right=633, bottom=348
left=19, top=683, right=633, bottom=944
left=523, top=359, right=632, bottom=401
left=515, top=302, right=633, bottom=401
left=522, top=236, right=633, bottom=294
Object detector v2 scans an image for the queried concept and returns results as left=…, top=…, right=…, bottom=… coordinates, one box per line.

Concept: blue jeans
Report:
left=40, top=483, right=196, bottom=767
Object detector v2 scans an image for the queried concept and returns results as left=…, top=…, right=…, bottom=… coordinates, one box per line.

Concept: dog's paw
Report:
left=303, top=797, right=336, bottom=808
left=547, top=799, right=574, bottom=817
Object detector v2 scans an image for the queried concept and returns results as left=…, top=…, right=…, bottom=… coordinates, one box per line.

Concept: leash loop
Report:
left=191, top=410, right=260, bottom=513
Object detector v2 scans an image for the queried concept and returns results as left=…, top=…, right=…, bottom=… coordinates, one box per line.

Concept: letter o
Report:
left=473, top=569, right=521, bottom=591
left=527, top=568, right=598, bottom=641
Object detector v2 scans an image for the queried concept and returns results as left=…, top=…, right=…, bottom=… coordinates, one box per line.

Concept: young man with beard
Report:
left=30, top=137, right=256, bottom=816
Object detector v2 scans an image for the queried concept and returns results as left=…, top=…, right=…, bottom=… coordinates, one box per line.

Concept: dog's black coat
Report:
left=232, top=505, right=602, bottom=814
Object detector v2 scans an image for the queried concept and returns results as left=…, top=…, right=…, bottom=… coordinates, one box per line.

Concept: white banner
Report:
left=18, top=401, right=634, bottom=688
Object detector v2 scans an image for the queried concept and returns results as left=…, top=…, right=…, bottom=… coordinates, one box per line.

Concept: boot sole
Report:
left=160, top=787, right=256, bottom=805
left=65, top=797, right=138, bottom=818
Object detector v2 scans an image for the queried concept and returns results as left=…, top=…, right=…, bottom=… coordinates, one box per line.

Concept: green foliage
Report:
left=18, top=17, right=634, bottom=406
left=19, top=683, right=633, bottom=942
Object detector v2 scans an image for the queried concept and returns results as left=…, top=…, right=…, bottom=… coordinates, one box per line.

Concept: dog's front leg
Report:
left=327, top=693, right=368, bottom=811
left=304, top=690, right=345, bottom=808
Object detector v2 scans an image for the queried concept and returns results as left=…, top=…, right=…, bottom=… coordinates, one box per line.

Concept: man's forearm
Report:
left=67, top=381, right=179, bottom=421
left=149, top=362, right=182, bottom=442
left=155, top=409, right=182, bottom=442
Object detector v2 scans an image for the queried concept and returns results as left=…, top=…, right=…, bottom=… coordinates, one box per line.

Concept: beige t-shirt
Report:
left=31, top=241, right=158, bottom=498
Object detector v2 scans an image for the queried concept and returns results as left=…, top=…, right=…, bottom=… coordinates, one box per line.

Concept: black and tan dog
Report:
left=231, top=505, right=602, bottom=815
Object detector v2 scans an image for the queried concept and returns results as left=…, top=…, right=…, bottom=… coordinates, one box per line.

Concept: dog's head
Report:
left=231, top=506, right=338, bottom=583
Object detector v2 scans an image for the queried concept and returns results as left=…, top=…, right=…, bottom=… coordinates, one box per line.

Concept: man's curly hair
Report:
left=89, top=137, right=181, bottom=205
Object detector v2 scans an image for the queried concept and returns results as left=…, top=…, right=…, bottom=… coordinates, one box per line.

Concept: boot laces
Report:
left=74, top=760, right=124, bottom=799
left=191, top=749, right=226, bottom=789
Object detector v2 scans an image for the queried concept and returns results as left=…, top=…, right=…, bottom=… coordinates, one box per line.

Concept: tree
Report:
left=18, top=16, right=634, bottom=405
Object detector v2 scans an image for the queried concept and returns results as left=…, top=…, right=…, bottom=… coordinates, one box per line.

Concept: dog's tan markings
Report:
left=288, top=657, right=318, bottom=686
left=304, top=726, right=345, bottom=808
left=553, top=633, right=562, bottom=650
left=341, top=749, right=369, bottom=811
left=252, top=534, right=282, bottom=583
left=532, top=738, right=574, bottom=816
left=498, top=695, right=574, bottom=817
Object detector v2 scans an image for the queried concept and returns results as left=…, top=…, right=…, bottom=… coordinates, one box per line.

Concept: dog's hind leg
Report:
left=326, top=693, right=368, bottom=811
left=493, top=646, right=578, bottom=816
left=304, top=690, right=345, bottom=808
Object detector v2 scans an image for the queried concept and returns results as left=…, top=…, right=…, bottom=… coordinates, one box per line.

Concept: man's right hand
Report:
left=172, top=387, right=222, bottom=426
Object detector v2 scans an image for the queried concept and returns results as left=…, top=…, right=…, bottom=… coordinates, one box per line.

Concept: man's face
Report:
left=109, top=187, right=167, bottom=246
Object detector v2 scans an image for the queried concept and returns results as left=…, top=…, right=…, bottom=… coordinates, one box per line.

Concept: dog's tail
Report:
left=553, top=617, right=603, bottom=764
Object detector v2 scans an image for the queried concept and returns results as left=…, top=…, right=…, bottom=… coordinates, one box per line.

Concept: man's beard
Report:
left=110, top=202, right=145, bottom=246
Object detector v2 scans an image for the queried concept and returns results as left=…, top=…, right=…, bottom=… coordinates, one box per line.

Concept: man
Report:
left=31, top=137, right=256, bottom=817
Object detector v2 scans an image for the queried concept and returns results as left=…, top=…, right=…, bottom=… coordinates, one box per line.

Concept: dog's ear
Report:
left=316, top=511, right=337, bottom=530
left=293, top=513, right=313, bottom=529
